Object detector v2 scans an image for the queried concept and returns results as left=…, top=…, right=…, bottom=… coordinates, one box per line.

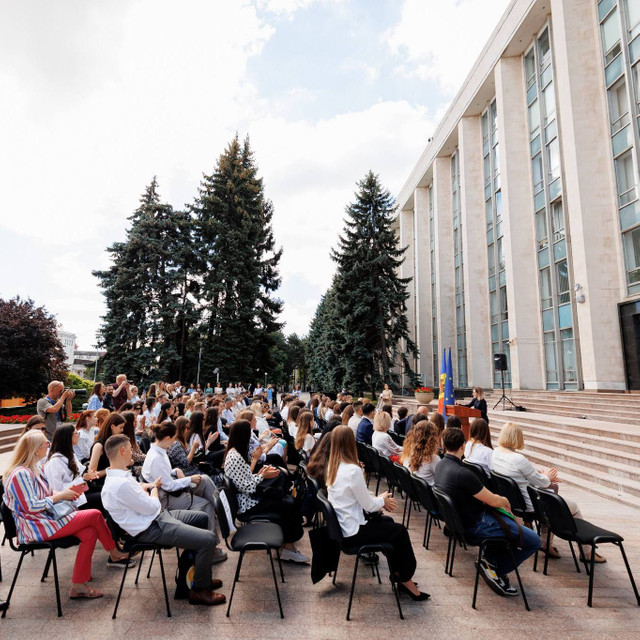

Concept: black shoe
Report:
left=397, top=583, right=430, bottom=601
left=0, top=600, right=7, bottom=612
left=476, top=558, right=507, bottom=597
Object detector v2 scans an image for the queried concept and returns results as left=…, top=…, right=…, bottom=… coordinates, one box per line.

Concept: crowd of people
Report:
left=0, top=378, right=606, bottom=615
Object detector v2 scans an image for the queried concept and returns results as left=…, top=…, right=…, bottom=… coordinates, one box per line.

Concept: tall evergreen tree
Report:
left=330, top=171, right=418, bottom=395
left=93, top=178, right=196, bottom=383
left=192, top=135, right=283, bottom=382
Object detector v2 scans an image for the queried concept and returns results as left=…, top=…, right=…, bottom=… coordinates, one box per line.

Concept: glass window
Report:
left=558, top=304, right=572, bottom=329
left=481, top=112, right=489, bottom=138
left=561, top=328, right=577, bottom=383
left=490, top=290, right=498, bottom=320
left=532, top=154, right=544, bottom=192
left=609, top=77, right=630, bottom=132
left=632, top=63, right=640, bottom=107
left=545, top=336, right=559, bottom=386
left=529, top=99, right=541, bottom=135
left=536, top=209, right=548, bottom=248
left=538, top=29, right=550, bottom=65
left=540, top=267, right=552, bottom=309
left=551, top=201, right=565, bottom=240
left=495, top=190, right=503, bottom=220
left=625, top=0, right=640, bottom=39
left=498, top=237, right=505, bottom=271
left=525, top=49, right=536, bottom=86
left=556, top=259, right=570, bottom=303
left=487, top=243, right=495, bottom=274
left=542, top=308, right=555, bottom=331
left=547, top=138, right=561, bottom=180
left=615, top=150, right=637, bottom=206
left=623, top=227, right=640, bottom=282
left=499, top=285, right=508, bottom=317
left=601, top=9, right=622, bottom=57
left=543, top=84, right=556, bottom=124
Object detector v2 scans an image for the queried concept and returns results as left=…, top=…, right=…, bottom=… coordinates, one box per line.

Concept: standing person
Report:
left=380, top=383, right=394, bottom=406
left=87, top=383, right=104, bottom=411
left=101, top=434, right=226, bottom=606
left=102, top=385, right=115, bottom=412
left=3, top=430, right=132, bottom=600
left=326, top=426, right=428, bottom=600
left=434, top=427, right=540, bottom=597
left=461, top=387, right=489, bottom=424
left=204, top=382, right=214, bottom=396
left=37, top=381, right=75, bottom=441
left=112, top=375, right=131, bottom=412
left=355, top=403, right=376, bottom=445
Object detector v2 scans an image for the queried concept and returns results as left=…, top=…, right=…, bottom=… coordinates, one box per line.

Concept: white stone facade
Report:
left=396, top=0, right=640, bottom=391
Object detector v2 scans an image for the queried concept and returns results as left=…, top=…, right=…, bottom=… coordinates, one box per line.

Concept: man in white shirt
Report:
left=348, top=401, right=364, bottom=434
left=101, top=434, right=226, bottom=606
left=222, top=399, right=236, bottom=425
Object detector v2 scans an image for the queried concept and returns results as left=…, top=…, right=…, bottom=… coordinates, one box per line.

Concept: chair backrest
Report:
left=105, top=512, right=134, bottom=549
left=431, top=486, right=466, bottom=542
left=529, top=486, right=577, bottom=539
left=393, top=462, right=418, bottom=501
left=139, top=437, right=151, bottom=454
left=0, top=500, right=17, bottom=540
left=363, top=444, right=381, bottom=473
left=463, top=460, right=490, bottom=487
left=490, top=470, right=529, bottom=517
left=211, top=488, right=234, bottom=540
left=222, top=475, right=240, bottom=520
left=377, top=453, right=398, bottom=488
left=526, top=485, right=545, bottom=526
left=410, top=475, right=442, bottom=519
left=316, top=489, right=344, bottom=545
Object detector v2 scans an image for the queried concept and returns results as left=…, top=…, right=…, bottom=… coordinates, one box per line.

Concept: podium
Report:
left=445, top=405, right=481, bottom=441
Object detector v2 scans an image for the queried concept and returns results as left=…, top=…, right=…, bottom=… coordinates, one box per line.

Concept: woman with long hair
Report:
left=73, top=410, right=96, bottom=463
left=286, top=405, right=301, bottom=439
left=326, top=426, right=428, bottom=600
left=294, top=411, right=316, bottom=455
left=20, top=415, right=47, bottom=437
left=341, top=405, right=354, bottom=427
left=87, top=383, right=104, bottom=412
left=45, top=424, right=103, bottom=512
left=157, top=402, right=174, bottom=424
left=168, top=416, right=201, bottom=476
left=88, top=412, right=125, bottom=487
left=306, top=433, right=332, bottom=490
left=121, top=411, right=146, bottom=472
left=401, top=421, right=440, bottom=485
left=94, top=408, right=110, bottom=435
left=224, top=420, right=307, bottom=563
left=4, top=430, right=131, bottom=599
left=464, top=418, right=493, bottom=477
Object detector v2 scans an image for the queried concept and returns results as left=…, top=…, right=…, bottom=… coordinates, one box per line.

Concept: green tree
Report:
left=331, top=171, right=418, bottom=395
left=192, top=135, right=283, bottom=382
left=93, top=178, right=197, bottom=384
left=0, top=297, right=67, bottom=400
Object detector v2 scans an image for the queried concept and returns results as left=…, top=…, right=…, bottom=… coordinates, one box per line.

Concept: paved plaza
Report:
left=0, top=478, right=638, bottom=640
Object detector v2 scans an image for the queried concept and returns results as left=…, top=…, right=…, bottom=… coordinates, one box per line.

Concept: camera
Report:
left=64, top=388, right=87, bottom=396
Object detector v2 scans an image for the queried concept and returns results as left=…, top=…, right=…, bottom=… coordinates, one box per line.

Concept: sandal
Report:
left=69, top=587, right=103, bottom=599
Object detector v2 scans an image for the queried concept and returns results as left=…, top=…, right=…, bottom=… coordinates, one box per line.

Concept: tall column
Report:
left=414, top=186, right=432, bottom=382
left=433, top=156, right=456, bottom=381
left=550, top=0, right=626, bottom=390
left=495, top=57, right=544, bottom=390
left=459, top=116, right=492, bottom=388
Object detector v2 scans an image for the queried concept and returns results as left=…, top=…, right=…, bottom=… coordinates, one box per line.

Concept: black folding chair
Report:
left=490, top=471, right=536, bottom=525
left=363, top=444, right=383, bottom=491
left=411, top=475, right=444, bottom=549
left=393, top=462, right=420, bottom=528
left=105, top=513, right=172, bottom=619
left=212, top=489, right=286, bottom=618
left=377, top=453, right=399, bottom=496
left=222, top=476, right=281, bottom=525
left=530, top=486, right=640, bottom=608
left=1, top=502, right=79, bottom=618
left=463, top=460, right=494, bottom=490
left=316, top=490, right=403, bottom=621
left=432, top=487, right=530, bottom=611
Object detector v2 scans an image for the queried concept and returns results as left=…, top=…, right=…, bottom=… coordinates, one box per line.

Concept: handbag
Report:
left=48, top=500, right=77, bottom=520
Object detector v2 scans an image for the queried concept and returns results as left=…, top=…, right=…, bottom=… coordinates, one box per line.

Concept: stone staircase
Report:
left=393, top=391, right=640, bottom=511
left=0, top=425, right=23, bottom=455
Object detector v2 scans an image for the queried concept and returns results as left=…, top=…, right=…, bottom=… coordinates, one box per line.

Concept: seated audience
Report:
left=327, top=426, right=428, bottom=600
left=347, top=401, right=363, bottom=434
left=294, top=411, right=316, bottom=455
left=464, top=419, right=493, bottom=477
left=223, top=419, right=308, bottom=563
left=286, top=405, right=301, bottom=439
left=371, top=411, right=403, bottom=461
left=101, top=434, right=225, bottom=606
left=120, top=410, right=146, bottom=474
left=446, top=415, right=462, bottom=430
left=4, top=430, right=132, bottom=599
left=306, top=434, right=332, bottom=491
left=355, top=402, right=376, bottom=445
left=169, top=416, right=201, bottom=476
left=341, top=404, right=354, bottom=428
left=393, top=406, right=409, bottom=435
left=20, top=415, right=47, bottom=437
left=157, top=402, right=175, bottom=424
left=434, top=427, right=540, bottom=597
left=491, top=422, right=604, bottom=562
left=401, top=421, right=440, bottom=485
left=89, top=412, right=126, bottom=488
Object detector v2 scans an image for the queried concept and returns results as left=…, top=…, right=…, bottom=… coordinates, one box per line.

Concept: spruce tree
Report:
left=192, top=135, right=283, bottom=382
left=331, top=171, right=418, bottom=395
left=93, top=178, right=196, bottom=383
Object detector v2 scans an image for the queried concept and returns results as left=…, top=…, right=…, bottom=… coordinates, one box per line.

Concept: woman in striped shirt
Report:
left=3, top=430, right=132, bottom=599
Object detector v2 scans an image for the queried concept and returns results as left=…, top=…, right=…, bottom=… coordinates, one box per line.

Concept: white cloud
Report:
left=385, top=0, right=511, bottom=94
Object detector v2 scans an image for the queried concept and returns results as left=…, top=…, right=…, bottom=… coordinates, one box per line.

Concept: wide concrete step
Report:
left=489, top=402, right=640, bottom=426
left=0, top=425, right=24, bottom=455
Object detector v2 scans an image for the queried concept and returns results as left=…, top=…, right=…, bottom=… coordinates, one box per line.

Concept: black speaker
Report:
left=493, top=353, right=507, bottom=371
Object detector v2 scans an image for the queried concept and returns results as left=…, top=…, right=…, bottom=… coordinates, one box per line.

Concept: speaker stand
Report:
left=493, top=368, right=517, bottom=411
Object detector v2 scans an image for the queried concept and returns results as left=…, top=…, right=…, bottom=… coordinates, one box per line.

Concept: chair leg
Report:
left=146, top=548, right=156, bottom=579
left=374, top=557, right=382, bottom=584
left=275, top=548, right=285, bottom=583
left=333, top=556, right=339, bottom=585
left=587, top=544, right=597, bottom=608
left=226, top=551, right=245, bottom=617
left=617, top=542, right=640, bottom=606
left=568, top=541, right=580, bottom=573
left=2, top=550, right=26, bottom=618
left=157, top=549, right=172, bottom=618
left=423, top=514, right=429, bottom=548
left=112, top=552, right=130, bottom=619
left=472, top=546, right=483, bottom=609
left=444, top=537, right=453, bottom=574
left=402, top=498, right=408, bottom=527
left=134, top=550, right=146, bottom=584
left=577, top=542, right=590, bottom=575
left=385, top=553, right=404, bottom=620
left=426, top=515, right=434, bottom=550
left=346, top=554, right=361, bottom=621
left=268, top=549, right=284, bottom=619
left=532, top=523, right=540, bottom=573
left=375, top=474, right=381, bottom=494
left=41, top=548, right=53, bottom=582
left=543, top=529, right=551, bottom=576
left=448, top=538, right=457, bottom=577
left=50, top=549, right=62, bottom=617
left=508, top=545, right=530, bottom=611
left=406, top=501, right=412, bottom=528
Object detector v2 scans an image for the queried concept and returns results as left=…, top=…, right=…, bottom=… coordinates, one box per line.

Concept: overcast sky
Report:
left=0, top=0, right=510, bottom=350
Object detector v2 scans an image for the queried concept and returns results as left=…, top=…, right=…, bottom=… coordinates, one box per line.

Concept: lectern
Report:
left=445, top=405, right=481, bottom=441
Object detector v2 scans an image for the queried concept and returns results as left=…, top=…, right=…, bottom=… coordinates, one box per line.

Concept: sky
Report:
left=0, top=0, right=510, bottom=350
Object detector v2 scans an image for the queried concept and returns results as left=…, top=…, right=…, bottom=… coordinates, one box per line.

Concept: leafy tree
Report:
left=93, top=178, right=197, bottom=384
left=0, top=297, right=67, bottom=400
left=192, top=134, right=283, bottom=382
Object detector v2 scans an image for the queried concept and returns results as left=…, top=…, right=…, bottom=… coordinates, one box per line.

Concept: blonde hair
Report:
left=326, top=426, right=359, bottom=487
left=497, top=422, right=525, bottom=450
left=373, top=411, right=391, bottom=432
left=5, top=430, right=48, bottom=478
left=250, top=402, right=263, bottom=419
left=473, top=387, right=485, bottom=400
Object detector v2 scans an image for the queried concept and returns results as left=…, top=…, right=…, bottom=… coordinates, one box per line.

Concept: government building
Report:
left=395, top=0, right=640, bottom=391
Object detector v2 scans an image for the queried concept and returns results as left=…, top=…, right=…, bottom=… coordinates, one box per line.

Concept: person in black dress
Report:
left=465, top=387, right=488, bottom=423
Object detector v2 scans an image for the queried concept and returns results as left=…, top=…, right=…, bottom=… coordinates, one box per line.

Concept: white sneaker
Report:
left=280, top=548, right=310, bottom=563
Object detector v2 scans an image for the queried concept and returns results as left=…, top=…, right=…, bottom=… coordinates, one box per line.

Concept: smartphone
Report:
left=69, top=482, right=89, bottom=494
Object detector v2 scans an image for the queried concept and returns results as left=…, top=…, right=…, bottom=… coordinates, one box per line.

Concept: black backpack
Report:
left=174, top=549, right=196, bottom=599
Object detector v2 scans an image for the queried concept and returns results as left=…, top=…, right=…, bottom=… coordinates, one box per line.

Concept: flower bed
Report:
left=0, top=413, right=81, bottom=424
